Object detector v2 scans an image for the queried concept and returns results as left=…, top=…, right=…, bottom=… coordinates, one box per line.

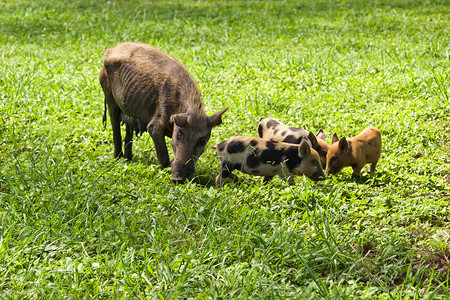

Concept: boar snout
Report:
left=171, top=161, right=195, bottom=184
left=171, top=177, right=187, bottom=184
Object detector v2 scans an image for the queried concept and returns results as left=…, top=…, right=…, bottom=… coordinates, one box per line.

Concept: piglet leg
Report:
left=351, top=163, right=365, bottom=179
left=261, top=176, right=274, bottom=184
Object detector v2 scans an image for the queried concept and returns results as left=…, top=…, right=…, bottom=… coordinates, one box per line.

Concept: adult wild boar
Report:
left=100, top=42, right=228, bottom=183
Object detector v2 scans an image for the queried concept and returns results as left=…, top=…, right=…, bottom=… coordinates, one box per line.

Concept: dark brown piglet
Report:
left=326, top=126, right=381, bottom=178
left=100, top=42, right=228, bottom=183
left=257, top=118, right=329, bottom=168
left=213, top=136, right=324, bottom=188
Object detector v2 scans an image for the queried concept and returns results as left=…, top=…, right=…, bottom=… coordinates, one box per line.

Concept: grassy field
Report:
left=1, top=0, right=450, bottom=298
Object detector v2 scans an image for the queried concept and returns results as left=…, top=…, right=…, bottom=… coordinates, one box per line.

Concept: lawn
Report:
left=1, top=0, right=449, bottom=298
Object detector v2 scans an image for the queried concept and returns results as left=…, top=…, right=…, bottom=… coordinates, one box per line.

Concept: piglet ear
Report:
left=338, top=137, right=349, bottom=152
left=307, top=131, right=319, bottom=148
left=170, top=113, right=189, bottom=127
left=316, top=129, right=326, bottom=140
left=331, top=133, right=339, bottom=144
left=298, top=139, right=311, bottom=158
left=208, top=107, right=228, bottom=127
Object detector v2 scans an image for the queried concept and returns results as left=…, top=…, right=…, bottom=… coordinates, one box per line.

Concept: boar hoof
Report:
left=114, top=152, right=124, bottom=159
left=160, top=163, right=171, bottom=170
left=172, top=177, right=187, bottom=184
left=351, top=172, right=363, bottom=180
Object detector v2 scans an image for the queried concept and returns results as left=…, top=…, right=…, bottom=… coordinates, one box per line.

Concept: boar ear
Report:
left=298, top=139, right=311, bottom=158
left=307, top=131, right=319, bottom=148
left=208, top=107, right=228, bottom=127
left=331, top=133, right=339, bottom=144
left=170, top=113, right=189, bottom=127
left=317, top=129, right=326, bottom=140
left=338, top=137, right=349, bottom=151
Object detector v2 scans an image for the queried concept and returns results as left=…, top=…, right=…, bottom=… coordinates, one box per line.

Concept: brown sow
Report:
left=100, top=42, right=227, bottom=183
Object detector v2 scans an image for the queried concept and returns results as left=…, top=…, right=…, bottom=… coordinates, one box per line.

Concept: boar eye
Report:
left=196, top=137, right=208, bottom=147
left=176, top=130, right=184, bottom=141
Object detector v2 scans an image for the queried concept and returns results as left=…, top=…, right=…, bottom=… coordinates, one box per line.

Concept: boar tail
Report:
left=102, top=99, right=107, bottom=129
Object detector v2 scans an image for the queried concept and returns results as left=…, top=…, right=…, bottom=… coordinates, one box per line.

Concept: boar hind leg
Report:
left=147, top=122, right=170, bottom=169
left=100, top=68, right=123, bottom=159
left=370, top=161, right=378, bottom=173
left=107, top=103, right=123, bottom=159
left=124, top=123, right=134, bottom=161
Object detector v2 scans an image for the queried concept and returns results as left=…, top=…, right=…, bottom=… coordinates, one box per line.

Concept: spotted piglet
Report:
left=257, top=118, right=329, bottom=169
left=213, top=137, right=325, bottom=188
left=326, top=126, right=381, bottom=178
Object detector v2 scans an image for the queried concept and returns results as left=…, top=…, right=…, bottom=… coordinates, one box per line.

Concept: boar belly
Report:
left=241, top=163, right=280, bottom=176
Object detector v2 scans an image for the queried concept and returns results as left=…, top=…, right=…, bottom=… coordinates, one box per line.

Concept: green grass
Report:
left=1, top=0, right=450, bottom=298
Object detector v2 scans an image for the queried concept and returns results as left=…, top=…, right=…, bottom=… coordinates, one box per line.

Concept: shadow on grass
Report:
left=128, top=154, right=159, bottom=167
left=329, top=170, right=393, bottom=186
left=119, top=152, right=218, bottom=188
left=191, top=173, right=216, bottom=188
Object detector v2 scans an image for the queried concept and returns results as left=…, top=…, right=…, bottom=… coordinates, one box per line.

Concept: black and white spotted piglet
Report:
left=257, top=118, right=329, bottom=169
left=213, top=136, right=325, bottom=187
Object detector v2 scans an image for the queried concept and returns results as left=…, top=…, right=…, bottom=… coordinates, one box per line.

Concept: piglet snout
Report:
left=312, top=172, right=326, bottom=182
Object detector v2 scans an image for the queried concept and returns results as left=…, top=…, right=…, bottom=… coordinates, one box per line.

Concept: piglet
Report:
left=213, top=136, right=325, bottom=188
left=325, top=126, right=381, bottom=178
left=257, top=118, right=329, bottom=168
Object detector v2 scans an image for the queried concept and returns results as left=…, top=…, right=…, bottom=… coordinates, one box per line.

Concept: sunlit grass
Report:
left=1, top=0, right=449, bottom=298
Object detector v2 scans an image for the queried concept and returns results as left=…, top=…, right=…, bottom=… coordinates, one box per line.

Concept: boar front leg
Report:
left=370, top=161, right=378, bottom=173
left=147, top=121, right=170, bottom=169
